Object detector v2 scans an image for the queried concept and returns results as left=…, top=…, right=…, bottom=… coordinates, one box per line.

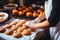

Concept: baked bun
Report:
left=5, top=29, right=13, bottom=35
left=0, top=27, right=6, bottom=33
left=16, top=20, right=26, bottom=27
left=23, top=10, right=27, bottom=13
left=10, top=25, right=18, bottom=31
left=12, top=9, right=19, bottom=15
left=16, top=23, right=22, bottom=27
left=22, top=28, right=31, bottom=35
left=17, top=27, right=24, bottom=32
left=10, top=21, right=18, bottom=25
left=3, top=24, right=12, bottom=29
left=26, top=12, right=33, bottom=17
left=27, top=28, right=31, bottom=32
left=19, top=11, right=25, bottom=16
left=22, top=25, right=27, bottom=29
left=33, top=11, right=39, bottom=18
left=12, top=31, right=22, bottom=38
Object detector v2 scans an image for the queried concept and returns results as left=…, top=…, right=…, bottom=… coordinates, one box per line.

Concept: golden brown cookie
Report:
left=19, top=11, right=25, bottom=16
left=10, top=25, right=18, bottom=31
left=3, top=24, right=12, bottom=29
left=26, top=12, right=33, bottom=17
left=17, top=27, right=24, bottom=32
left=33, top=11, right=39, bottom=18
left=22, top=28, right=31, bottom=35
left=10, top=21, right=18, bottom=25
left=12, top=31, right=22, bottom=38
left=12, top=9, right=19, bottom=15
left=0, top=27, right=6, bottom=33
left=5, top=29, right=13, bottom=35
left=16, top=20, right=26, bottom=27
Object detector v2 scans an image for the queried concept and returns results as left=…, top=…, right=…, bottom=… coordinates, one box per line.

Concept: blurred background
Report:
left=0, top=0, right=45, bottom=7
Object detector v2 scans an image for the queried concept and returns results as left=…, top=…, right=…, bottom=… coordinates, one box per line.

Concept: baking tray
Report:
left=0, top=12, right=44, bottom=40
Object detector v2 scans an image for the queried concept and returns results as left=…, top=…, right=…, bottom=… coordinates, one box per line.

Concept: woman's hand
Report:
left=23, top=20, right=35, bottom=28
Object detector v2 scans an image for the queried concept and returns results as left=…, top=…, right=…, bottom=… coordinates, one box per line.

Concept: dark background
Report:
left=0, top=0, right=45, bottom=7
left=24, top=0, right=45, bottom=6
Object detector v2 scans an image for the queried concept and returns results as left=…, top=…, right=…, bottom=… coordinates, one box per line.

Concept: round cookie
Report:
left=10, top=25, right=18, bottom=31
left=5, top=29, right=13, bottom=35
left=0, top=27, right=6, bottom=33
left=22, top=28, right=31, bottom=35
left=17, top=27, right=24, bottom=32
left=3, top=24, right=12, bottom=29
left=12, top=31, right=22, bottom=38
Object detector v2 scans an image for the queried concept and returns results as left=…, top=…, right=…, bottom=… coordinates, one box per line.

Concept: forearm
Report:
left=34, top=20, right=50, bottom=29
